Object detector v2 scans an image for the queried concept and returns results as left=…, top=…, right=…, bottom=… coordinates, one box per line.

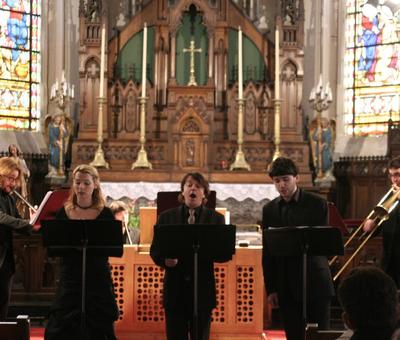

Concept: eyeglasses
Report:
left=388, top=172, right=400, bottom=179
left=2, top=175, right=18, bottom=183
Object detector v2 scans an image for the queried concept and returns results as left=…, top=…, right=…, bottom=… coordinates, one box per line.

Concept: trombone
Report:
left=330, top=187, right=400, bottom=282
left=12, top=190, right=37, bottom=212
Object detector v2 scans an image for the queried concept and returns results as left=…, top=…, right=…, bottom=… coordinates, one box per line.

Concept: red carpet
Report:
left=30, top=328, right=286, bottom=339
left=265, top=330, right=286, bottom=339
left=31, top=328, right=44, bottom=340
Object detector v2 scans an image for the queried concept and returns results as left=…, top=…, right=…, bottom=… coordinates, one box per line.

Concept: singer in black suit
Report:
left=150, top=172, right=225, bottom=340
left=262, top=157, right=334, bottom=340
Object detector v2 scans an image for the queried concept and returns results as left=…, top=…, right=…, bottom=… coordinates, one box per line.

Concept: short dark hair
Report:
left=268, top=157, right=299, bottom=178
left=338, top=266, right=398, bottom=330
left=109, top=200, right=128, bottom=215
left=178, top=172, right=210, bottom=204
left=389, top=156, right=400, bottom=170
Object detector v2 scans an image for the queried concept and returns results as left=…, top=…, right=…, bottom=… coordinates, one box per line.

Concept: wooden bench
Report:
left=0, top=315, right=30, bottom=340
left=306, top=323, right=344, bottom=340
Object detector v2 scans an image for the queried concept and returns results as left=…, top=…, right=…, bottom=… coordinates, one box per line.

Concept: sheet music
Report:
left=30, top=191, right=52, bottom=225
left=29, top=189, right=69, bottom=227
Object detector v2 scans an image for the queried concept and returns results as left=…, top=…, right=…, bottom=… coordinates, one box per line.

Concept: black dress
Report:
left=45, top=207, right=119, bottom=340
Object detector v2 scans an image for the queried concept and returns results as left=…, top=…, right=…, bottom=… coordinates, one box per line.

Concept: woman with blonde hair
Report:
left=0, top=157, right=32, bottom=320
left=45, top=164, right=119, bottom=340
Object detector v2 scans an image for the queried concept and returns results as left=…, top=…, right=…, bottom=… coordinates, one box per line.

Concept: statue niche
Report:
left=172, top=108, right=209, bottom=170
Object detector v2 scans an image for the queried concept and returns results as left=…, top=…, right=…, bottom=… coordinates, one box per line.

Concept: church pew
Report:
left=0, top=315, right=30, bottom=340
left=305, top=324, right=344, bottom=340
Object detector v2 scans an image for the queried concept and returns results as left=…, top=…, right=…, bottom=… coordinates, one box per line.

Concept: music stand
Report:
left=153, top=223, right=236, bottom=340
left=264, top=226, right=343, bottom=339
left=41, top=220, right=123, bottom=339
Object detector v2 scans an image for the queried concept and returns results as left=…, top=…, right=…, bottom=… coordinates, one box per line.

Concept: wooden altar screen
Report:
left=109, top=206, right=265, bottom=339
left=109, top=246, right=264, bottom=340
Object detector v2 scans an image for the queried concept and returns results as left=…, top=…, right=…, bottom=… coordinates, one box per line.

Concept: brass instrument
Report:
left=12, top=190, right=37, bottom=212
left=330, top=187, right=400, bottom=282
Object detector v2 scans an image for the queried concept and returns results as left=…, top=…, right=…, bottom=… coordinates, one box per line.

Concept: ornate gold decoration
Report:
left=183, top=39, right=202, bottom=86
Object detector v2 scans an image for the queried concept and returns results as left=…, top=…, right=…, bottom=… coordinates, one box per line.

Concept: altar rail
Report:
left=109, top=246, right=265, bottom=340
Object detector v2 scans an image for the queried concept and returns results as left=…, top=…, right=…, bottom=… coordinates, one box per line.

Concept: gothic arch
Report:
left=169, top=0, right=217, bottom=33
left=171, top=107, right=210, bottom=169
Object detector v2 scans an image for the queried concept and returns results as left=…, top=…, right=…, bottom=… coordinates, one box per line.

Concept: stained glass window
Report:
left=344, top=0, right=400, bottom=136
left=0, top=0, right=41, bottom=131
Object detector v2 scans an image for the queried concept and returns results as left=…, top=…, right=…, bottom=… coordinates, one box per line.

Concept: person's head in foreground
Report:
left=338, top=266, right=398, bottom=337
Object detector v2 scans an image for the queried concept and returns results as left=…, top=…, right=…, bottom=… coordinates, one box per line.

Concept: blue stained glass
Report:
left=0, top=1, right=41, bottom=131
left=345, top=1, right=400, bottom=136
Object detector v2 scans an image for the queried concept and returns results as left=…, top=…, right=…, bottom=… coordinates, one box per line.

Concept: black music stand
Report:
left=264, top=226, right=343, bottom=339
left=41, top=220, right=123, bottom=340
left=153, top=223, right=236, bottom=340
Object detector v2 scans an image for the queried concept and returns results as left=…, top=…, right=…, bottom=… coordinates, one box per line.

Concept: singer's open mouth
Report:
left=190, top=193, right=196, bottom=198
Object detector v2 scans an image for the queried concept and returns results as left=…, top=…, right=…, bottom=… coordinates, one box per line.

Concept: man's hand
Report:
left=165, top=258, right=178, bottom=267
left=267, top=292, right=279, bottom=308
left=363, top=219, right=376, bottom=233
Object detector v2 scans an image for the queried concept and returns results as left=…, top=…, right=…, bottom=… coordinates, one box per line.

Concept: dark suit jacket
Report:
left=0, top=190, right=32, bottom=272
left=377, top=204, right=400, bottom=282
left=150, top=204, right=225, bottom=312
left=262, top=189, right=334, bottom=301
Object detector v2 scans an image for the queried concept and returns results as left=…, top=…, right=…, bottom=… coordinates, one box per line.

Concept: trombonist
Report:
left=0, top=157, right=35, bottom=320
left=363, top=156, right=400, bottom=287
left=109, top=200, right=140, bottom=244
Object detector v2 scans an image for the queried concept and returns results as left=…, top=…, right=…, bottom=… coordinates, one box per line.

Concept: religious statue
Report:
left=309, top=117, right=335, bottom=179
left=45, top=114, right=72, bottom=177
left=185, top=139, right=195, bottom=166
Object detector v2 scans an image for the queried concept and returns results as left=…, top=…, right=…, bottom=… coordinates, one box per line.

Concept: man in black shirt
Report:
left=150, top=172, right=225, bottom=340
left=262, top=157, right=334, bottom=340
left=363, top=156, right=400, bottom=287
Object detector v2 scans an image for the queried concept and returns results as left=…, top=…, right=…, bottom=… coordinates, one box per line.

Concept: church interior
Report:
left=1, top=0, right=399, bottom=339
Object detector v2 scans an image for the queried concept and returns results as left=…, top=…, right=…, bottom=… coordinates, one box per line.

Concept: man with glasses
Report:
left=0, top=157, right=33, bottom=320
left=363, top=156, right=400, bottom=287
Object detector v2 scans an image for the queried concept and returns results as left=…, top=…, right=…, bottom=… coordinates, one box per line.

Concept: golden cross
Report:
left=183, top=39, right=202, bottom=86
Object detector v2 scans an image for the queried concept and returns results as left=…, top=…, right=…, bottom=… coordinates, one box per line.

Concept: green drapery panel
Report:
left=228, top=29, right=265, bottom=85
left=117, top=26, right=155, bottom=84
left=176, top=13, right=208, bottom=86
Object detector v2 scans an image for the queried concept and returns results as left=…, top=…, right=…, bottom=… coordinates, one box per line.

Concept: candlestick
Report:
left=309, top=75, right=333, bottom=180
left=230, top=26, right=250, bottom=171
left=238, top=26, right=243, bottom=100
left=141, top=23, right=147, bottom=98
left=132, top=22, right=152, bottom=170
left=90, top=22, right=109, bottom=169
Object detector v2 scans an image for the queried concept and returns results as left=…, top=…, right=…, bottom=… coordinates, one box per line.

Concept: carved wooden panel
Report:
left=109, top=247, right=264, bottom=338
left=134, top=265, right=165, bottom=322
left=335, top=157, right=389, bottom=219
left=236, top=265, right=256, bottom=323
left=111, top=264, right=126, bottom=321
left=212, top=265, right=227, bottom=323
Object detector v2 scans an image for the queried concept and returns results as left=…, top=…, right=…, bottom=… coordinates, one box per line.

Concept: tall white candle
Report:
left=141, top=23, right=148, bottom=98
left=238, top=26, right=243, bottom=100
left=99, top=23, right=106, bottom=98
left=238, top=26, right=243, bottom=99
left=275, top=27, right=280, bottom=100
